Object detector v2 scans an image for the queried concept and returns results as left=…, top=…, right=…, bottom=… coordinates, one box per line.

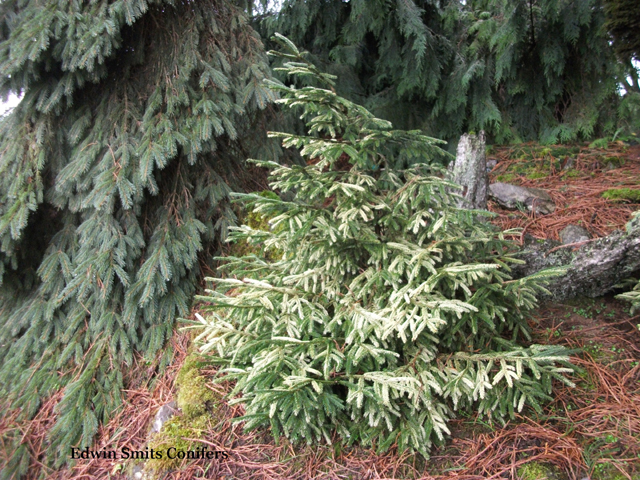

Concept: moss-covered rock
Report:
left=176, top=367, right=216, bottom=418
left=512, top=213, right=640, bottom=300
left=143, top=352, right=221, bottom=474
left=146, top=415, right=210, bottom=472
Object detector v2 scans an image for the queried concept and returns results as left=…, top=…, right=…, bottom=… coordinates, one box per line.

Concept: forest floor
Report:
left=7, top=142, right=640, bottom=480
left=486, top=141, right=640, bottom=241
left=45, top=297, right=640, bottom=480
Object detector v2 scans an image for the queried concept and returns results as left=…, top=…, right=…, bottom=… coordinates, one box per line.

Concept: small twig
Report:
left=182, top=436, right=226, bottom=451
left=544, top=238, right=599, bottom=257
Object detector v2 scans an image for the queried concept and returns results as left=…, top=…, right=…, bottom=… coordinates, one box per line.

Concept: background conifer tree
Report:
left=0, top=0, right=276, bottom=475
left=257, top=0, right=620, bottom=144
left=602, top=0, right=640, bottom=137
left=196, top=36, right=573, bottom=456
left=604, top=0, right=640, bottom=62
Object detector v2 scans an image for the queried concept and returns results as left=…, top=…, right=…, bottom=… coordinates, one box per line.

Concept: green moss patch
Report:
left=176, top=367, right=215, bottom=418
left=146, top=415, right=210, bottom=472
left=228, top=190, right=283, bottom=261
left=600, top=155, right=625, bottom=168
left=591, top=462, right=639, bottom=480
left=491, top=144, right=575, bottom=182
left=517, top=461, right=563, bottom=480
left=601, top=188, right=640, bottom=203
left=527, top=171, right=549, bottom=180
left=561, top=168, right=582, bottom=178
left=496, top=173, right=517, bottom=183
left=502, top=144, right=580, bottom=161
left=145, top=353, right=221, bottom=473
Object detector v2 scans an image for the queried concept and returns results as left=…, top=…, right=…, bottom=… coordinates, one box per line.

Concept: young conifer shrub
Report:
left=617, top=213, right=640, bottom=314
left=194, top=35, right=573, bottom=456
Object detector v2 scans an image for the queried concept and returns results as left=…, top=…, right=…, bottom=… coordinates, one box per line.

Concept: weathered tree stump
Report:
left=448, top=131, right=488, bottom=209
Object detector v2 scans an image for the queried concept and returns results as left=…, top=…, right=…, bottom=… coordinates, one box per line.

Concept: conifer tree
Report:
left=257, top=0, right=619, bottom=144
left=195, top=36, right=573, bottom=456
left=603, top=0, right=640, bottom=138
left=604, top=0, right=640, bottom=62
left=0, top=0, right=275, bottom=475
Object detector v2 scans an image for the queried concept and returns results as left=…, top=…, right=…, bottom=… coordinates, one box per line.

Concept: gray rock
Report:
left=489, top=182, right=556, bottom=215
left=132, top=465, right=143, bottom=480
left=128, top=464, right=148, bottom=480
left=448, top=132, right=488, bottom=209
left=151, top=401, right=177, bottom=433
left=627, top=211, right=640, bottom=234
left=559, top=225, right=590, bottom=244
left=486, top=158, right=498, bottom=172
left=122, top=402, right=177, bottom=480
left=563, top=157, right=575, bottom=170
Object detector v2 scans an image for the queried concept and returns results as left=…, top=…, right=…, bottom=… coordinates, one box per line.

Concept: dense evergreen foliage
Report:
left=257, top=0, right=621, bottom=144
left=196, top=36, right=573, bottom=456
left=0, top=0, right=275, bottom=475
left=0, top=0, right=632, bottom=475
left=604, top=0, right=640, bottom=62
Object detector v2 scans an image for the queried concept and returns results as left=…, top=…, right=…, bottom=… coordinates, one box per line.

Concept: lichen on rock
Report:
left=513, top=213, right=640, bottom=299
left=489, top=182, right=556, bottom=215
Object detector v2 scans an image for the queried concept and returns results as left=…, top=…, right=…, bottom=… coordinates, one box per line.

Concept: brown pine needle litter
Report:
left=487, top=142, right=640, bottom=242
left=3, top=299, right=639, bottom=480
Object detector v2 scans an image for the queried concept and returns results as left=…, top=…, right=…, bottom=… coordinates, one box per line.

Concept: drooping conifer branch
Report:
left=0, top=1, right=277, bottom=475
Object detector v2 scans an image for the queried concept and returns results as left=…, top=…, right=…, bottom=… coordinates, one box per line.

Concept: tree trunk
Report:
left=448, top=131, right=488, bottom=209
left=512, top=214, right=640, bottom=299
